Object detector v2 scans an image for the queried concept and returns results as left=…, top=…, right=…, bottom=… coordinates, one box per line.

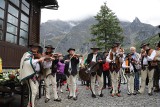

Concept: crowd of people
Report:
left=19, top=41, right=160, bottom=107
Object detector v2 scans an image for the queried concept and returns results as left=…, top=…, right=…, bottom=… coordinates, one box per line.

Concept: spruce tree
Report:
left=90, top=2, right=124, bottom=50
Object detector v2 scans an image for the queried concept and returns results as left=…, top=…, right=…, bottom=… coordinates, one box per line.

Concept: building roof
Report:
left=38, top=0, right=59, bottom=10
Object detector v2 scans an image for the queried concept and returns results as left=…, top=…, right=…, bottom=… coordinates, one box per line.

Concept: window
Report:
left=7, top=14, right=18, bottom=26
left=1, top=0, right=30, bottom=45
left=7, top=23, right=17, bottom=35
left=8, top=5, right=19, bottom=18
left=0, top=19, right=3, bottom=30
left=20, top=21, right=28, bottom=31
left=21, top=13, right=29, bottom=24
left=0, top=30, right=2, bottom=40
left=10, top=0, right=19, bottom=7
left=0, top=0, right=5, bottom=9
left=6, top=33, right=17, bottom=44
left=22, top=4, right=29, bottom=15
left=0, top=9, right=4, bottom=19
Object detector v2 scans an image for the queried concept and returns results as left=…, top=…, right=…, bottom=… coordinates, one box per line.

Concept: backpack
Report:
left=103, top=62, right=110, bottom=71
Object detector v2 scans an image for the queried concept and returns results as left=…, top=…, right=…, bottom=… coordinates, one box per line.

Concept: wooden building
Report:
left=0, top=0, right=58, bottom=68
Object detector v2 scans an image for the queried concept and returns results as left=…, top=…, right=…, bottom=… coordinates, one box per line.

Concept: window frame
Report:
left=2, top=0, right=30, bottom=47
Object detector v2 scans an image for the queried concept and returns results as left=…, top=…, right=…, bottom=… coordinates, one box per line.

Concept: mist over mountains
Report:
left=40, top=17, right=159, bottom=54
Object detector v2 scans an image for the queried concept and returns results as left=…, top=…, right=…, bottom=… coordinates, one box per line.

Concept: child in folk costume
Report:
left=42, top=45, right=61, bottom=103
left=64, top=48, right=79, bottom=100
left=56, top=55, right=66, bottom=93
left=138, top=43, right=156, bottom=95
left=19, top=43, right=44, bottom=107
left=122, top=53, right=136, bottom=95
left=106, top=44, right=123, bottom=97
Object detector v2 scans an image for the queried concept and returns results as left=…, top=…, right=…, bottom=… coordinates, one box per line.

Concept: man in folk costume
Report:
left=64, top=48, right=79, bottom=100
left=122, top=53, right=136, bottom=95
left=153, top=41, right=160, bottom=92
left=138, top=43, right=156, bottom=95
left=19, top=43, right=44, bottom=107
left=106, top=44, right=123, bottom=97
left=113, top=42, right=126, bottom=85
left=86, top=47, right=104, bottom=98
left=43, top=45, right=61, bottom=103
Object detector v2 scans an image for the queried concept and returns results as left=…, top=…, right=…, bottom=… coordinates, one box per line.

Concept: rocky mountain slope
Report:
left=40, top=17, right=159, bottom=54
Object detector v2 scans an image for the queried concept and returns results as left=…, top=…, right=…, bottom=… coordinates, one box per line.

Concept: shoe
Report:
left=116, top=93, right=121, bottom=97
left=111, top=94, right=114, bottom=97
left=45, top=98, right=50, bottom=103
left=154, top=89, right=160, bottom=92
left=127, top=92, right=131, bottom=95
left=54, top=98, right=61, bottom=102
left=148, top=93, right=153, bottom=96
left=68, top=96, right=73, bottom=99
left=73, top=96, right=78, bottom=101
left=92, top=94, right=96, bottom=98
left=99, top=93, right=103, bottom=97
left=60, top=89, right=63, bottom=93
left=118, top=90, right=121, bottom=93
left=136, top=91, right=141, bottom=94
left=133, top=92, right=137, bottom=95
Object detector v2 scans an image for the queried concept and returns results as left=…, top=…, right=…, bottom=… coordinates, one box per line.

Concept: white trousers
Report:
left=126, top=73, right=135, bottom=94
left=44, top=69, right=58, bottom=99
left=27, top=79, right=39, bottom=107
left=90, top=74, right=103, bottom=95
left=120, top=68, right=127, bottom=83
left=67, top=75, right=77, bottom=97
left=110, top=71, right=120, bottom=94
left=139, top=68, right=154, bottom=93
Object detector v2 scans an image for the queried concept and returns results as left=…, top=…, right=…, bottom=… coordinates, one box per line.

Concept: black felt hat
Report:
left=67, top=48, right=75, bottom=52
left=29, top=43, right=41, bottom=48
left=140, top=43, right=150, bottom=48
left=45, top=45, right=55, bottom=50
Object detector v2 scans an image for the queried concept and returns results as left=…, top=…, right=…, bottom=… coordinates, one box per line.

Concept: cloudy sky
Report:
left=41, top=0, right=160, bottom=26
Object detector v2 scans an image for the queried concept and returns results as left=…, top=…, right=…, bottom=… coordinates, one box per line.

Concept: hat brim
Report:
left=29, top=44, right=41, bottom=48
left=45, top=46, right=55, bottom=49
left=140, top=43, right=150, bottom=48
left=90, top=48, right=100, bottom=50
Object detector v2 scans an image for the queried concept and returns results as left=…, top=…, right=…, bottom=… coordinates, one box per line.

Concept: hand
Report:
left=65, top=60, right=70, bottom=62
left=98, top=60, right=103, bottom=62
left=50, top=57, right=55, bottom=61
left=39, top=57, right=45, bottom=62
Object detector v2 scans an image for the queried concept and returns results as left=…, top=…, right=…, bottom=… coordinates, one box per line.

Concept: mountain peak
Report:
left=132, top=17, right=141, bottom=23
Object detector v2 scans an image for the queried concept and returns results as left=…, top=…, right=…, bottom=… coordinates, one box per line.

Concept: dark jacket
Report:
left=51, top=59, right=59, bottom=76
left=64, top=54, right=79, bottom=77
left=86, top=53, right=104, bottom=76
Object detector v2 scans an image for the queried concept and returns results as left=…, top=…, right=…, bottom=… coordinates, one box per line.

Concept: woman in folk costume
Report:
left=138, top=43, right=156, bottom=95
left=19, top=43, right=44, bottom=107
left=86, top=47, right=104, bottom=98
left=64, top=48, right=79, bottom=100
left=42, top=45, right=61, bottom=103
left=106, top=44, right=124, bottom=97
left=122, top=53, right=136, bottom=95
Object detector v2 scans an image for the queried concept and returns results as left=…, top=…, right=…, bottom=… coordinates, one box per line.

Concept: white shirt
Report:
left=43, top=61, right=52, bottom=69
left=32, top=59, right=40, bottom=72
left=143, top=57, right=148, bottom=65
left=122, top=60, right=134, bottom=71
left=147, top=50, right=156, bottom=61
left=92, top=54, right=97, bottom=62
